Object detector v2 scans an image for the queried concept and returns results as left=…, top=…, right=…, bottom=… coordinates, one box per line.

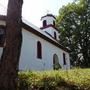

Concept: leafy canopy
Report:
left=56, top=0, right=90, bottom=67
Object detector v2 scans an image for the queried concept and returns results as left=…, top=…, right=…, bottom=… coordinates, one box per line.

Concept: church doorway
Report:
left=53, top=54, right=61, bottom=70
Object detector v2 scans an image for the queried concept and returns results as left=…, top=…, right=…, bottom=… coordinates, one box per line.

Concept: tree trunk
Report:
left=0, top=0, right=23, bottom=89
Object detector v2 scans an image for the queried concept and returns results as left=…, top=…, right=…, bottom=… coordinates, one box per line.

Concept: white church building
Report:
left=0, top=14, right=70, bottom=71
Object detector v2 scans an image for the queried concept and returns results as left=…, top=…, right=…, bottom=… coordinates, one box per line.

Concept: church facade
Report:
left=0, top=14, right=70, bottom=71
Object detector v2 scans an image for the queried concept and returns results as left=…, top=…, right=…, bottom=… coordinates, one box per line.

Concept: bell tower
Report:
left=41, top=14, right=59, bottom=40
left=41, top=14, right=55, bottom=27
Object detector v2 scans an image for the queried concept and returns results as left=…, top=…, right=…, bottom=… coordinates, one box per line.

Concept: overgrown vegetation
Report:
left=18, top=69, right=90, bottom=90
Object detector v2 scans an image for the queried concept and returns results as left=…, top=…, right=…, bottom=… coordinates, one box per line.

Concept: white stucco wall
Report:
left=19, top=28, right=70, bottom=71
left=0, top=21, right=6, bottom=26
left=43, top=27, right=59, bottom=40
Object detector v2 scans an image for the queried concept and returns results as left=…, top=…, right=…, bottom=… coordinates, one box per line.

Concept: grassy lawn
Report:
left=18, top=69, right=90, bottom=90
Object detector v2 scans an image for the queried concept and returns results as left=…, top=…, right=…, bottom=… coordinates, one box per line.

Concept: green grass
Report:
left=18, top=69, right=90, bottom=90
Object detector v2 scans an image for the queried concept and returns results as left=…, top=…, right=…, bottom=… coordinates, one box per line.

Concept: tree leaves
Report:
left=56, top=0, right=90, bottom=67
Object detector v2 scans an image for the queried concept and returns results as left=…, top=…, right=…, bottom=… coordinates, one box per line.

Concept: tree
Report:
left=0, top=0, right=23, bottom=89
left=56, top=0, right=90, bottom=67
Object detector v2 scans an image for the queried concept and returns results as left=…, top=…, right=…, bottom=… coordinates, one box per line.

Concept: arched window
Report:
left=53, top=54, right=61, bottom=70
left=37, top=41, right=42, bottom=59
left=63, top=53, right=66, bottom=65
left=54, top=31, right=57, bottom=39
left=43, top=20, right=47, bottom=27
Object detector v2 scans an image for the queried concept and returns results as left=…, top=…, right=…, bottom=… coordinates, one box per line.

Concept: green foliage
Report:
left=56, top=0, right=90, bottom=67
left=18, top=69, right=90, bottom=90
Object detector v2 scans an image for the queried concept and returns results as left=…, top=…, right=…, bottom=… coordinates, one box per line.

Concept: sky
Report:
left=0, top=0, right=73, bottom=27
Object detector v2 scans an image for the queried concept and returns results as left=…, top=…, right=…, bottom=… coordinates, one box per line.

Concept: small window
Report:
left=63, top=53, right=66, bottom=65
left=43, top=20, right=47, bottom=27
left=37, top=41, right=42, bottom=59
left=53, top=21, right=55, bottom=26
left=54, top=31, right=57, bottom=39
left=0, top=28, right=5, bottom=46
